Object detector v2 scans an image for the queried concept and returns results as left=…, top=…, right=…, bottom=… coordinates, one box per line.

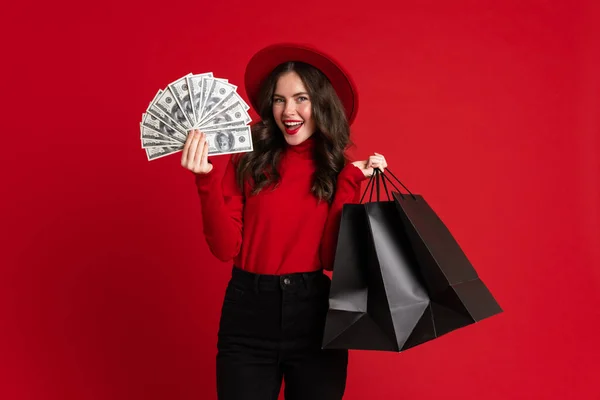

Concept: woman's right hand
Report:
left=181, top=129, right=213, bottom=174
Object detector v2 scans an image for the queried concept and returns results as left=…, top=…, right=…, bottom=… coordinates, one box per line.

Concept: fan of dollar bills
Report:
left=140, top=72, right=254, bottom=161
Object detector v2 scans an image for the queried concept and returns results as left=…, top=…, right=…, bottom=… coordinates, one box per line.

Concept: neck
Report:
left=286, top=135, right=315, bottom=157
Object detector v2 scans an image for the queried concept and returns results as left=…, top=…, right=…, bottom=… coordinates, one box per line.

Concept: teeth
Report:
left=284, top=122, right=302, bottom=127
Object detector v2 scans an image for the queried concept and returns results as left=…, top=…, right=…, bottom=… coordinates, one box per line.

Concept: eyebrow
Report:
left=273, top=92, right=309, bottom=98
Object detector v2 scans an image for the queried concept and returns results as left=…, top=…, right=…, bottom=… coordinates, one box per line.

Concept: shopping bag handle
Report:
left=359, top=167, right=416, bottom=203
left=381, top=168, right=416, bottom=200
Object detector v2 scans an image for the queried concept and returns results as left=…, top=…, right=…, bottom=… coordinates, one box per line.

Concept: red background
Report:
left=2, top=0, right=599, bottom=399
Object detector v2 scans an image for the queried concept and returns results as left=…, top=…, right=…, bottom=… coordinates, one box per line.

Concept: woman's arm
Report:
left=319, top=163, right=366, bottom=271
left=194, top=155, right=244, bottom=262
left=182, top=130, right=244, bottom=262
left=319, top=152, right=388, bottom=271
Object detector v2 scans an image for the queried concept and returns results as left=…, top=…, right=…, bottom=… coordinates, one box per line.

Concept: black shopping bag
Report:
left=322, top=169, right=502, bottom=352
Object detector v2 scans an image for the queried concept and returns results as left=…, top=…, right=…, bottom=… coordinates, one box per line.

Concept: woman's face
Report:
left=272, top=71, right=316, bottom=146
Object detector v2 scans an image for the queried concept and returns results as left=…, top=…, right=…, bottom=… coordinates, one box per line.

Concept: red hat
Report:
left=244, top=43, right=358, bottom=125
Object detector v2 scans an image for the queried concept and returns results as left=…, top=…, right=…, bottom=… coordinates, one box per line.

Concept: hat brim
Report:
left=244, top=43, right=358, bottom=125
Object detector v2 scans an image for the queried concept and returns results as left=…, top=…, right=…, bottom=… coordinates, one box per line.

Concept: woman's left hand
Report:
left=352, top=152, right=388, bottom=177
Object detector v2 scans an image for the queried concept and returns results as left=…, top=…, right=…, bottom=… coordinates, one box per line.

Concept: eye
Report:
left=273, top=98, right=284, bottom=104
left=297, top=96, right=309, bottom=102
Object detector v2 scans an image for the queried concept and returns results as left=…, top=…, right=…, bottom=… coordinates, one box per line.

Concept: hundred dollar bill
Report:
left=200, top=91, right=249, bottom=125
left=197, top=79, right=237, bottom=125
left=168, top=73, right=196, bottom=127
left=146, top=145, right=184, bottom=161
left=201, top=120, right=247, bottom=132
left=140, top=124, right=182, bottom=146
left=187, top=72, right=213, bottom=125
left=146, top=90, right=189, bottom=135
left=198, top=77, right=214, bottom=121
left=152, top=87, right=192, bottom=131
left=199, top=102, right=251, bottom=130
left=141, top=113, right=187, bottom=143
left=144, top=127, right=252, bottom=161
left=231, top=92, right=250, bottom=110
left=142, top=137, right=180, bottom=148
left=204, top=126, right=253, bottom=156
left=198, top=77, right=228, bottom=121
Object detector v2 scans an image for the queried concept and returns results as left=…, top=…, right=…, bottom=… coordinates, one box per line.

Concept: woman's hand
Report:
left=351, top=152, right=388, bottom=177
left=181, top=130, right=213, bottom=174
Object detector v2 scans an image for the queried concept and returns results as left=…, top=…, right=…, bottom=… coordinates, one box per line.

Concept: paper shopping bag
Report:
left=322, top=169, right=502, bottom=352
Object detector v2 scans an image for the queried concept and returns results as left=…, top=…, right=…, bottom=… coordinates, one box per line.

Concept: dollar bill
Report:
left=146, top=90, right=189, bottom=135
left=187, top=73, right=213, bottom=124
left=198, top=78, right=228, bottom=121
left=146, top=145, right=184, bottom=161
left=141, top=113, right=187, bottom=143
left=199, top=102, right=251, bottom=130
left=142, top=137, right=180, bottom=148
left=198, top=77, right=214, bottom=121
left=198, top=79, right=237, bottom=125
left=152, top=87, right=193, bottom=131
left=230, top=92, right=250, bottom=111
left=204, top=126, right=253, bottom=155
left=199, top=91, right=249, bottom=125
left=145, top=127, right=251, bottom=161
left=201, top=120, right=247, bottom=132
left=168, top=73, right=195, bottom=127
left=140, top=124, right=182, bottom=145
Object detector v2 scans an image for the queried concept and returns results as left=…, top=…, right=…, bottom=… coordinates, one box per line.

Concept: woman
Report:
left=181, top=43, right=388, bottom=400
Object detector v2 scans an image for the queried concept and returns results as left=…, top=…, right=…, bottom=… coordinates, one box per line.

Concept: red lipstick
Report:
left=283, top=120, right=303, bottom=135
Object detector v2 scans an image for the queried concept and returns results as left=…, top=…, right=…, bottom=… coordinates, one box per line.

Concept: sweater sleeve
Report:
left=320, top=163, right=367, bottom=271
left=194, top=156, right=244, bottom=262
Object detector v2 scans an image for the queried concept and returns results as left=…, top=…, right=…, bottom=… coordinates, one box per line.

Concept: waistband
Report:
left=230, top=266, right=325, bottom=292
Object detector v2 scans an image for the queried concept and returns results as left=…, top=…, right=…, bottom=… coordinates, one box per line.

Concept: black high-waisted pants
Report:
left=216, top=266, right=348, bottom=400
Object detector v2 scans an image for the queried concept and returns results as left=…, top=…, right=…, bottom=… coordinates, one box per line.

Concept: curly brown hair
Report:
left=236, top=61, right=353, bottom=203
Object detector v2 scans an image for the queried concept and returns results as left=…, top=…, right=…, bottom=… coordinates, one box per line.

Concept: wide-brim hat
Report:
left=244, top=43, right=358, bottom=125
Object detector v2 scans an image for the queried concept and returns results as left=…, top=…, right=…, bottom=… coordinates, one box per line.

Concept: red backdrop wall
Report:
left=2, top=0, right=599, bottom=399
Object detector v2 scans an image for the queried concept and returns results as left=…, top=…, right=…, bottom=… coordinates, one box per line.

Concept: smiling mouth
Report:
left=283, top=121, right=303, bottom=135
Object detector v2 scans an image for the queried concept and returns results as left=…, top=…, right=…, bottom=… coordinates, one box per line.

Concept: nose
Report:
left=283, top=100, right=297, bottom=116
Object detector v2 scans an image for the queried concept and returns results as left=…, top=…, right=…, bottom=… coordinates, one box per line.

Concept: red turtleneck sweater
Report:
left=194, top=136, right=366, bottom=275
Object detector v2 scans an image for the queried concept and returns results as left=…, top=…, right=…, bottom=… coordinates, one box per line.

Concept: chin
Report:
left=285, top=131, right=314, bottom=146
